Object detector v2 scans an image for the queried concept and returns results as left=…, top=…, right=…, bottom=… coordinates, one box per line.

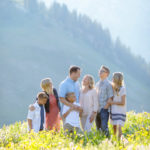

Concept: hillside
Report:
left=0, top=0, right=150, bottom=127
left=0, top=112, right=150, bottom=149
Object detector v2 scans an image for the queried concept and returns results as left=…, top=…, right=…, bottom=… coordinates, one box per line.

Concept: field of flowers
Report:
left=0, top=111, right=150, bottom=150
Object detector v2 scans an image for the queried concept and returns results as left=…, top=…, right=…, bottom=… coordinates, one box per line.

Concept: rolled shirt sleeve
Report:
left=27, top=109, right=35, bottom=120
left=59, top=82, right=67, bottom=98
left=107, top=83, right=114, bottom=99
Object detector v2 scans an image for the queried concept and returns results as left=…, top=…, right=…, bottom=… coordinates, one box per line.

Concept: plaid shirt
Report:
left=96, top=79, right=113, bottom=112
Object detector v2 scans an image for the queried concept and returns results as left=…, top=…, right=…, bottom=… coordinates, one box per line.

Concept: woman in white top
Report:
left=79, top=74, right=98, bottom=132
left=108, top=72, right=126, bottom=139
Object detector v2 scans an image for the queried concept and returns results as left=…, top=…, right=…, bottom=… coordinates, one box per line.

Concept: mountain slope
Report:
left=0, top=0, right=150, bottom=127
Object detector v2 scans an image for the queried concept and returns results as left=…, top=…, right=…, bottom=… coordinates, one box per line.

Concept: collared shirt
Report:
left=59, top=76, right=80, bottom=112
left=95, top=79, right=113, bottom=112
left=27, top=101, right=46, bottom=133
left=62, top=102, right=80, bottom=128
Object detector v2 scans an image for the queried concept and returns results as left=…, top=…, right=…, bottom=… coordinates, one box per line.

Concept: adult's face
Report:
left=71, top=69, right=81, bottom=81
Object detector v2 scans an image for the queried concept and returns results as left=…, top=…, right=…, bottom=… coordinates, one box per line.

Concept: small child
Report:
left=108, top=72, right=126, bottom=139
left=27, top=92, right=48, bottom=133
left=62, top=92, right=83, bottom=134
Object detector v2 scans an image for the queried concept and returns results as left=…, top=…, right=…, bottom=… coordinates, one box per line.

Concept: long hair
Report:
left=40, top=78, right=53, bottom=113
left=40, top=78, right=53, bottom=95
left=112, top=72, right=124, bottom=96
left=82, top=74, right=95, bottom=90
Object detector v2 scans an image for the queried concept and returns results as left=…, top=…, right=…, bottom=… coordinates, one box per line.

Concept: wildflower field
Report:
left=0, top=112, right=150, bottom=150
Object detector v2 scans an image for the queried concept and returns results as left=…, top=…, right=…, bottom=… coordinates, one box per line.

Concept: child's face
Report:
left=43, top=82, right=53, bottom=93
left=48, top=82, right=52, bottom=88
left=67, top=94, right=76, bottom=103
left=45, top=82, right=52, bottom=89
left=82, top=76, right=89, bottom=86
left=38, top=98, right=47, bottom=105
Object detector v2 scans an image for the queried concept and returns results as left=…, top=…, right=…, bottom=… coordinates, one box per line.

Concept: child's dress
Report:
left=45, top=94, right=61, bottom=131
left=110, top=86, right=126, bottom=126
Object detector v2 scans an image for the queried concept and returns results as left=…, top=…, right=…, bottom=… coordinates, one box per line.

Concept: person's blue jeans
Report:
left=95, top=108, right=109, bottom=137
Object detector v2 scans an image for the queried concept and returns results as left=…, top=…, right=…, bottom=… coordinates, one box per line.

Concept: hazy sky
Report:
left=39, top=0, right=150, bottom=63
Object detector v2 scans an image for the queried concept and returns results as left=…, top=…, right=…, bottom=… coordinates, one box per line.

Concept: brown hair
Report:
left=37, top=92, right=48, bottom=100
left=65, top=92, right=75, bottom=101
left=69, top=66, right=80, bottom=75
left=100, top=65, right=110, bottom=75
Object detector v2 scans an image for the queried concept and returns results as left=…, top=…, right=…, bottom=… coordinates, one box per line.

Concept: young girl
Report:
left=79, top=75, right=98, bottom=132
left=108, top=72, right=126, bottom=139
left=30, top=78, right=61, bottom=131
left=41, top=78, right=61, bottom=131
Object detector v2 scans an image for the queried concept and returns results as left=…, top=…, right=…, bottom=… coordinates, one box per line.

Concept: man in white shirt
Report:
left=27, top=92, right=48, bottom=133
left=62, top=92, right=83, bottom=134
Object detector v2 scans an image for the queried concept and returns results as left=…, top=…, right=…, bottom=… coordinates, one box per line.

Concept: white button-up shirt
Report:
left=62, top=102, right=80, bottom=128
left=27, top=101, right=46, bottom=133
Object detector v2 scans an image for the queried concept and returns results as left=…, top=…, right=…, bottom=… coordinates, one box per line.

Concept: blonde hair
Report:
left=41, top=78, right=53, bottom=94
left=82, top=74, right=95, bottom=89
left=112, top=72, right=124, bottom=96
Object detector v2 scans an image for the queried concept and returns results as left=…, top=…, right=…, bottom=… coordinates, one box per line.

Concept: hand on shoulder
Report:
left=29, top=104, right=35, bottom=111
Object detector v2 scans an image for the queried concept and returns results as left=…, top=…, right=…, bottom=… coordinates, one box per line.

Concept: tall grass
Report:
left=0, top=111, right=150, bottom=149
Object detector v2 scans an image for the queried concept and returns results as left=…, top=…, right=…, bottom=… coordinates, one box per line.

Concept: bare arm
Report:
left=104, top=97, right=113, bottom=109
left=103, top=83, right=114, bottom=109
left=59, top=97, right=81, bottom=110
left=62, top=107, right=73, bottom=119
left=59, top=97, right=74, bottom=107
left=28, top=119, right=32, bottom=132
left=77, top=106, right=83, bottom=113
left=111, top=95, right=126, bottom=106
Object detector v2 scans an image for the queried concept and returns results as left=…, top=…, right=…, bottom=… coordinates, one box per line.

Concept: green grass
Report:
left=0, top=111, right=150, bottom=150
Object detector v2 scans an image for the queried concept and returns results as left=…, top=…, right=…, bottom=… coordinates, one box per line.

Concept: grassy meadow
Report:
left=0, top=111, right=150, bottom=150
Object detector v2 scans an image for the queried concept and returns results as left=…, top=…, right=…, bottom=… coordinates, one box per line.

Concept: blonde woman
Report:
left=108, top=72, right=126, bottom=139
left=79, top=75, right=98, bottom=132
left=30, top=78, right=61, bottom=131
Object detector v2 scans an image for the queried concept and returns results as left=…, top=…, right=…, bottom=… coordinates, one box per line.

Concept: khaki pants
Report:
left=64, top=123, right=82, bottom=134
